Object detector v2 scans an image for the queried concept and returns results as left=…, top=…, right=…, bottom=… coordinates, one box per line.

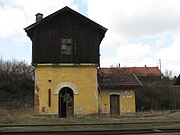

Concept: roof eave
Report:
left=133, top=74, right=143, bottom=86
left=99, top=84, right=142, bottom=89
left=24, top=6, right=107, bottom=36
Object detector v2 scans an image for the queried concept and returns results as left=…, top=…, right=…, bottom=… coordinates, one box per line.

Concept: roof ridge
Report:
left=24, top=6, right=107, bottom=32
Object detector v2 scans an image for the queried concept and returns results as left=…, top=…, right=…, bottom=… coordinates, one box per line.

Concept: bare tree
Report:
left=0, top=58, right=34, bottom=109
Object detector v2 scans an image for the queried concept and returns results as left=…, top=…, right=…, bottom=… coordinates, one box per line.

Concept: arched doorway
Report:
left=110, top=95, right=120, bottom=116
left=59, top=87, right=74, bottom=117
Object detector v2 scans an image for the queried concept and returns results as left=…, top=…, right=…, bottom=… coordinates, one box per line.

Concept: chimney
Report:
left=35, top=13, right=43, bottom=22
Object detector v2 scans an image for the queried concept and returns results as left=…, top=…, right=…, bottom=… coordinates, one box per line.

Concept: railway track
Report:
left=0, top=121, right=180, bottom=134
left=0, top=128, right=180, bottom=134
left=0, top=119, right=180, bottom=127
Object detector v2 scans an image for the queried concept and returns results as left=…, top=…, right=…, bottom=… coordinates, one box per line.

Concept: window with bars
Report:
left=61, top=38, right=76, bottom=55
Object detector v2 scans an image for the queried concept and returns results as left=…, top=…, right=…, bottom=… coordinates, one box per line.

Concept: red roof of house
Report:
left=100, top=66, right=161, bottom=77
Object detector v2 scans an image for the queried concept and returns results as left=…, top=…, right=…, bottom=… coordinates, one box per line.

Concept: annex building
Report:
left=25, top=6, right=142, bottom=117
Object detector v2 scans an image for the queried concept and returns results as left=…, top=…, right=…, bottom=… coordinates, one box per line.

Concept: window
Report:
left=61, top=38, right=76, bottom=55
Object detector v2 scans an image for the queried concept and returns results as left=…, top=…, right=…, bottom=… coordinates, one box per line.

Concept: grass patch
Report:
left=1, top=110, right=180, bottom=132
left=1, top=110, right=180, bottom=125
left=0, top=107, right=33, bottom=123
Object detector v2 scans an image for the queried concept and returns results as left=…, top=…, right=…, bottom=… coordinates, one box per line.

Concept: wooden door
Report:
left=110, top=95, right=119, bottom=116
left=66, top=93, right=73, bottom=117
left=59, top=87, right=74, bottom=117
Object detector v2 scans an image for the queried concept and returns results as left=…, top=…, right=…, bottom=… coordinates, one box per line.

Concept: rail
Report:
left=0, top=121, right=180, bottom=134
left=0, top=128, right=180, bottom=134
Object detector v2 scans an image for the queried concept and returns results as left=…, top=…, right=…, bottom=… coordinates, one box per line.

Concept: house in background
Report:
left=100, top=66, right=162, bottom=82
left=100, top=66, right=161, bottom=77
left=25, top=6, right=141, bottom=117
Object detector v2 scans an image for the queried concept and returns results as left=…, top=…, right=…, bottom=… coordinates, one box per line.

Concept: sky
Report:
left=0, top=0, right=180, bottom=76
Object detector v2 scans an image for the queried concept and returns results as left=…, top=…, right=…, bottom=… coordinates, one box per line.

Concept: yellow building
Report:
left=25, top=6, right=142, bottom=117
left=98, top=73, right=142, bottom=115
left=34, top=64, right=99, bottom=116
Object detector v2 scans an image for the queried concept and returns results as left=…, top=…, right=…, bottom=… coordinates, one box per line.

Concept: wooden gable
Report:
left=25, top=6, right=107, bottom=65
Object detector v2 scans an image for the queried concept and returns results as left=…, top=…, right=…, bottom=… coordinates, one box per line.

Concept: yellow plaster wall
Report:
left=99, top=89, right=136, bottom=115
left=35, top=64, right=98, bottom=115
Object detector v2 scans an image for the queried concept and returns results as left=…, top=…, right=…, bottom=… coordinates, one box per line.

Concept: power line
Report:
left=114, top=59, right=180, bottom=65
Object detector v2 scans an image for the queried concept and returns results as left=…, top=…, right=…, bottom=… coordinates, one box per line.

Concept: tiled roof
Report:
left=98, top=73, right=142, bottom=88
left=100, top=66, right=161, bottom=77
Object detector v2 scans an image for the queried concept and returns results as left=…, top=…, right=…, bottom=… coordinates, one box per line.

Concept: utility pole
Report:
left=159, top=59, right=162, bottom=77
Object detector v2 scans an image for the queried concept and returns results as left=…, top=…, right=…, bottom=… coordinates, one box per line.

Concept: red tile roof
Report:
left=100, top=66, right=161, bottom=77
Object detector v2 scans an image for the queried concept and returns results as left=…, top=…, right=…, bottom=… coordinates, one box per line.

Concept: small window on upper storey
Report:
left=61, top=38, right=76, bottom=55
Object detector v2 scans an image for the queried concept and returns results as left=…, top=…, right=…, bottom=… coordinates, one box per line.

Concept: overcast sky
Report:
left=0, top=0, right=180, bottom=76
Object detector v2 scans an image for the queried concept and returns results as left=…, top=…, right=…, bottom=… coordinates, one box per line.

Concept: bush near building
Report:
left=136, top=76, right=180, bottom=111
left=0, top=59, right=34, bottom=109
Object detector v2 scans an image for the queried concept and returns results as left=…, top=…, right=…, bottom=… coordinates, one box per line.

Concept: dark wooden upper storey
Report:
left=24, top=6, right=107, bottom=65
